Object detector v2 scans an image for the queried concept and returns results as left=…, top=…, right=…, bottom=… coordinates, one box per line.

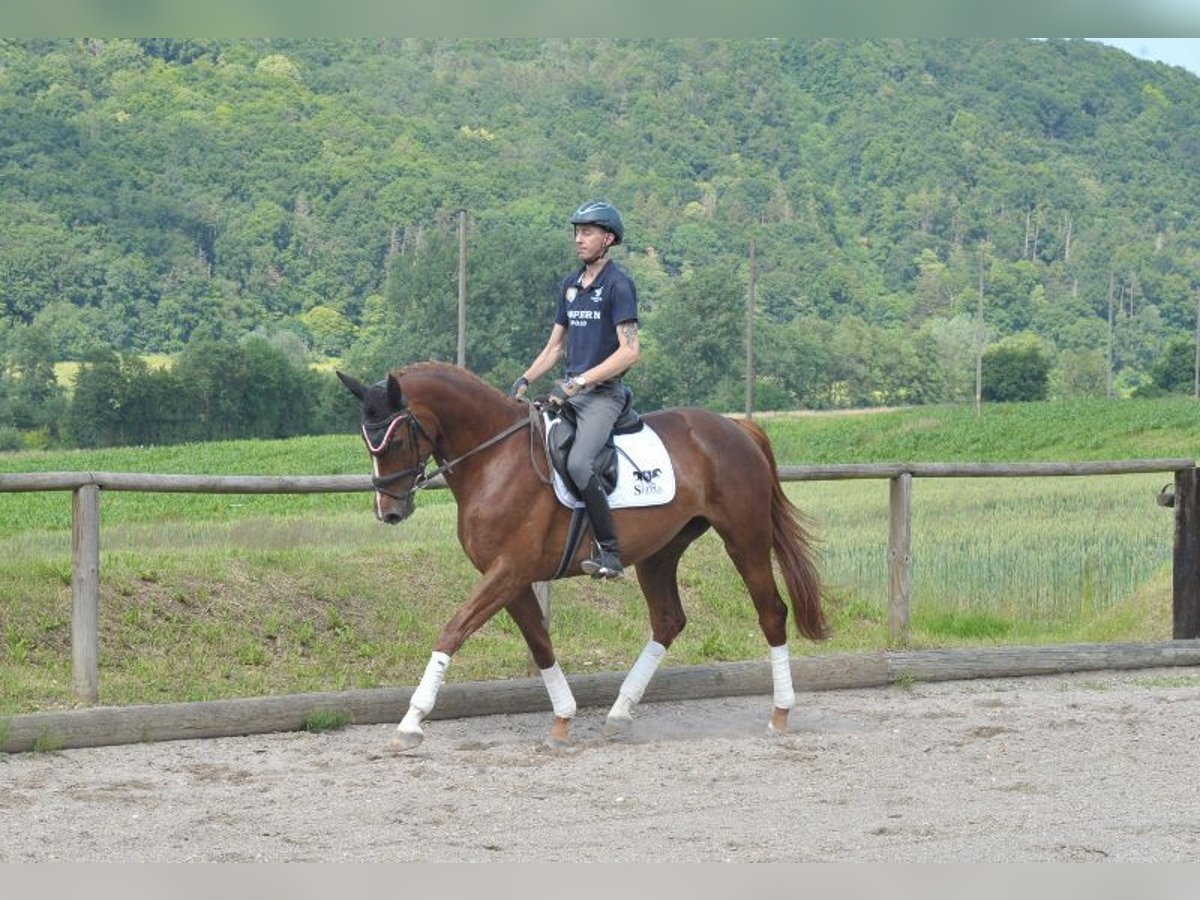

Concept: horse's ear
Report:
left=386, top=373, right=406, bottom=411
left=336, top=370, right=368, bottom=402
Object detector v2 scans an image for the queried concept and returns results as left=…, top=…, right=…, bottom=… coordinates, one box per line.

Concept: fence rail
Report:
left=2, top=457, right=1198, bottom=705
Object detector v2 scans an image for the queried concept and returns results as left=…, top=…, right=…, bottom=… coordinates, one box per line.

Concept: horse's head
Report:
left=338, top=370, right=433, bottom=525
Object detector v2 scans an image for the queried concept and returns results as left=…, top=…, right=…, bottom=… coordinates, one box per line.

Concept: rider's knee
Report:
left=567, top=457, right=596, bottom=491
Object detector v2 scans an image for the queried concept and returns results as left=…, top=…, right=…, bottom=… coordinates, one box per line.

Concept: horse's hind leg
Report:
left=710, top=522, right=796, bottom=734
left=605, top=520, right=705, bottom=737
left=506, top=585, right=577, bottom=748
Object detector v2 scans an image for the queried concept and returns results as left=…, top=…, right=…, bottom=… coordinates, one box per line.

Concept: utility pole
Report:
left=975, top=245, right=985, bottom=417
left=457, top=209, right=467, bottom=368
left=745, top=237, right=756, bottom=419
left=1194, top=287, right=1199, bottom=399
left=1107, top=272, right=1115, bottom=399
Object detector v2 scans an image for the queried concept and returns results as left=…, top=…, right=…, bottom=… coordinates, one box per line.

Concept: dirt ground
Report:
left=2, top=666, right=1198, bottom=863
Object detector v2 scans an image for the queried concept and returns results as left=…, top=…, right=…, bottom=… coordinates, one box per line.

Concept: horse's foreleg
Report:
left=392, top=650, right=451, bottom=751
left=389, top=569, right=521, bottom=752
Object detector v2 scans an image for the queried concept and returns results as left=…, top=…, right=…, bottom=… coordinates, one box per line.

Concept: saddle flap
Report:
left=547, top=416, right=618, bottom=495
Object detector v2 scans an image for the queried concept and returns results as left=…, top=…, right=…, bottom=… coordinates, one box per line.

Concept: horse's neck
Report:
left=406, top=368, right=515, bottom=459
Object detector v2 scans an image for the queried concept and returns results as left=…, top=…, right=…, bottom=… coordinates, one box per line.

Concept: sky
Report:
left=1090, top=38, right=1200, bottom=77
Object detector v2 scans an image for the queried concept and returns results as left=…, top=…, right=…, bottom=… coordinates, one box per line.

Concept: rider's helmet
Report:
left=570, top=199, right=624, bottom=245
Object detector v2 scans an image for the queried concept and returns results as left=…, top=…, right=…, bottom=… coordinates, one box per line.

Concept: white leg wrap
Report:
left=540, top=663, right=577, bottom=719
left=770, top=643, right=795, bottom=710
left=398, top=705, right=425, bottom=734
left=410, top=651, right=451, bottom=715
left=611, top=640, right=666, bottom=718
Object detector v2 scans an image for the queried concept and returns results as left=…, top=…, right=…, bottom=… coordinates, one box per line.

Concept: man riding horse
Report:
left=511, top=200, right=640, bottom=580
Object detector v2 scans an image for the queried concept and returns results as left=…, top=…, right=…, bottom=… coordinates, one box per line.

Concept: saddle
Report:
left=546, top=385, right=643, bottom=497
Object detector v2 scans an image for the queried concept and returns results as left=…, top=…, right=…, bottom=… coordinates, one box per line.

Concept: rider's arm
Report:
left=521, top=323, right=567, bottom=384
left=577, top=319, right=640, bottom=386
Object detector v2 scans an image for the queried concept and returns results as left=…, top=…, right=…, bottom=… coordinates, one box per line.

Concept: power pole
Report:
left=745, top=237, right=756, bottom=419
left=457, top=209, right=467, bottom=368
left=975, top=245, right=985, bottom=417
left=1194, top=287, right=1199, bottom=399
left=1107, top=272, right=1115, bottom=399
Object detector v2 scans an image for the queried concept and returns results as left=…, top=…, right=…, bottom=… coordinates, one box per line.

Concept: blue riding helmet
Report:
left=570, top=200, right=624, bottom=245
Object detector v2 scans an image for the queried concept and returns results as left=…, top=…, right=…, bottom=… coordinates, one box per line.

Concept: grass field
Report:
left=1, top=396, right=1196, bottom=714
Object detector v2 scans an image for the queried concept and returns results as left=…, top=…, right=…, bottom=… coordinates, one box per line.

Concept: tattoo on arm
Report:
left=620, top=321, right=639, bottom=349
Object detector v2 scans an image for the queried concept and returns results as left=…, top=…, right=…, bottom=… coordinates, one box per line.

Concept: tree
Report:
left=65, top=350, right=125, bottom=447
left=1146, top=335, right=1195, bottom=395
left=3, top=320, right=67, bottom=438
left=1054, top=348, right=1109, bottom=398
left=644, top=264, right=743, bottom=408
left=298, top=305, right=357, bottom=357
left=382, top=224, right=460, bottom=368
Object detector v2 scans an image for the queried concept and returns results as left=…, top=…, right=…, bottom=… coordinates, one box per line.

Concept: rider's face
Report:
left=574, top=225, right=612, bottom=261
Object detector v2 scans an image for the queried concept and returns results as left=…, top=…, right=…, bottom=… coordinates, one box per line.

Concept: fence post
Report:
left=1173, top=466, right=1200, bottom=639
left=888, top=473, right=912, bottom=645
left=71, top=484, right=101, bottom=704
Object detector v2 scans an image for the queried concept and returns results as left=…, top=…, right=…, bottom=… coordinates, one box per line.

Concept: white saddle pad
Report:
left=546, top=417, right=676, bottom=509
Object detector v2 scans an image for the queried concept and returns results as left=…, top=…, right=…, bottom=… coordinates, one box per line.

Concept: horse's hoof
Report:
left=767, top=707, right=790, bottom=735
left=388, top=727, right=424, bottom=753
left=545, top=717, right=571, bottom=750
left=603, top=714, right=633, bottom=739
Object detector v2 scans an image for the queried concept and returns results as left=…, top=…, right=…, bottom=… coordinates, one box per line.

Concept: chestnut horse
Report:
left=338, top=363, right=827, bottom=751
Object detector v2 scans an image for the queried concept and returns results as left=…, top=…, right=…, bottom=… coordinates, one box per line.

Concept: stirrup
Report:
left=582, top=549, right=624, bottom=580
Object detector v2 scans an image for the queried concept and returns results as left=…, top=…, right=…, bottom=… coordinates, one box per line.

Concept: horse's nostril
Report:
left=383, top=512, right=403, bottom=525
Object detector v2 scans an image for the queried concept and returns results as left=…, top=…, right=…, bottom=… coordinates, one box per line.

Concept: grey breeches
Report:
left=564, top=380, right=626, bottom=491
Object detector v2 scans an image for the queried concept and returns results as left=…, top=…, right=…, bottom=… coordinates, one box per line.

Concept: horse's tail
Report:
left=734, top=419, right=829, bottom=642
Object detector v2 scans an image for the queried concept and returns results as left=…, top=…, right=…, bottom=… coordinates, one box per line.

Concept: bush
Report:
left=1148, top=336, right=1195, bottom=395
left=982, top=335, right=1051, bottom=402
left=66, top=340, right=349, bottom=449
left=0, top=426, right=25, bottom=452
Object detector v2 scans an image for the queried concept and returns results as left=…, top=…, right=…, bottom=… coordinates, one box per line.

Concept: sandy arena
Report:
left=3, top=666, right=1198, bottom=862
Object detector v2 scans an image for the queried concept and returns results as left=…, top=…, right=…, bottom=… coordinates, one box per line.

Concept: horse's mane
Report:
left=392, top=361, right=509, bottom=401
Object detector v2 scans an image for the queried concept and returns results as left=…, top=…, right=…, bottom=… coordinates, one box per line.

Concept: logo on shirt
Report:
left=591, top=286, right=604, bottom=302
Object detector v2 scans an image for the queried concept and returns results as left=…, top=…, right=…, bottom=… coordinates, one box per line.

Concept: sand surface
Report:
left=3, top=666, right=1198, bottom=862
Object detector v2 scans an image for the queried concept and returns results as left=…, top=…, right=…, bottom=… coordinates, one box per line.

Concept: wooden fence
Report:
left=2, top=458, right=1199, bottom=709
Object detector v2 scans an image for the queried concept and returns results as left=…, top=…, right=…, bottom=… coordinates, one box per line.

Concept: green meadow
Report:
left=1, top=397, right=1197, bottom=714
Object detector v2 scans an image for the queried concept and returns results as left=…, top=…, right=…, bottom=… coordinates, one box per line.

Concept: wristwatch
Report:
left=571, top=375, right=587, bottom=389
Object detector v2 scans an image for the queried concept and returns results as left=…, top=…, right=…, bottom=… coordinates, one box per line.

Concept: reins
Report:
left=367, top=404, right=544, bottom=501
left=421, top=414, right=532, bottom=486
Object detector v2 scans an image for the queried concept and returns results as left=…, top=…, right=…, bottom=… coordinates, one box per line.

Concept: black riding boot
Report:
left=579, top=476, right=624, bottom=579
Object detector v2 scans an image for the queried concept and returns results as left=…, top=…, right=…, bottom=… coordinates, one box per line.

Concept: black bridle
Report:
left=361, top=405, right=531, bottom=502
left=361, top=408, right=436, bottom=501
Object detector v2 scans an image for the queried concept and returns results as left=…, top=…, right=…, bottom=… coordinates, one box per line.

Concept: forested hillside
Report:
left=3, top=38, right=1200, bottom=446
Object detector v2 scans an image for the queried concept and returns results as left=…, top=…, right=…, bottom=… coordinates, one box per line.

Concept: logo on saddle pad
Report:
left=632, top=467, right=664, bottom=496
